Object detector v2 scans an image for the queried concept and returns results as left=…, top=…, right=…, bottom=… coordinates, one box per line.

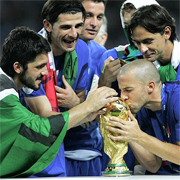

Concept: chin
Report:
left=65, top=47, right=75, bottom=53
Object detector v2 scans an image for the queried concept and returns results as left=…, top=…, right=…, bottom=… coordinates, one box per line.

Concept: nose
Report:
left=90, top=17, right=98, bottom=27
left=139, top=43, right=148, bottom=54
left=69, top=27, right=77, bottom=38
left=121, top=92, right=128, bottom=101
left=42, top=66, right=48, bottom=76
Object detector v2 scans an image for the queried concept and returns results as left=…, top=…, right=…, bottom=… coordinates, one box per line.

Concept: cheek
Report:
left=84, top=19, right=91, bottom=27
left=76, top=28, right=83, bottom=34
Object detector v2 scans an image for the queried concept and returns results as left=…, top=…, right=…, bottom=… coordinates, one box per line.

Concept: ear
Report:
left=147, top=81, right=155, bottom=94
left=43, top=19, right=52, bottom=33
left=13, top=62, right=23, bottom=75
left=164, top=26, right=171, bottom=40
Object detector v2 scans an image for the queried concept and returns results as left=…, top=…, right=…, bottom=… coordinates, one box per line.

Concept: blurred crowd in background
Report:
left=1, top=0, right=180, bottom=55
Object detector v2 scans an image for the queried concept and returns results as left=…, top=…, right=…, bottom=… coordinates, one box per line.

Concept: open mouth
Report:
left=64, top=39, right=75, bottom=44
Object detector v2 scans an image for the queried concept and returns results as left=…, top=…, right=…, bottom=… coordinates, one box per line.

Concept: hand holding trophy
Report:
left=100, top=98, right=131, bottom=176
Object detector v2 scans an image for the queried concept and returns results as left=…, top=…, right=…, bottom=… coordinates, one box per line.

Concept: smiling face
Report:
left=80, top=1, right=105, bottom=43
left=19, top=54, right=48, bottom=90
left=131, top=26, right=169, bottom=62
left=44, top=12, right=84, bottom=56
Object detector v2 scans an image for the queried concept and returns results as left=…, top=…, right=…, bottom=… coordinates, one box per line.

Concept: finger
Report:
left=62, top=75, right=71, bottom=89
left=108, top=59, right=121, bottom=67
left=102, top=57, right=115, bottom=73
left=56, top=92, right=65, bottom=100
left=128, top=111, right=136, bottom=122
left=106, top=64, right=121, bottom=73
left=107, top=118, right=125, bottom=129
left=104, top=56, right=114, bottom=64
left=105, top=96, right=119, bottom=105
left=108, top=134, right=123, bottom=142
left=109, top=115, right=128, bottom=127
left=100, top=86, right=118, bottom=95
left=55, top=85, right=67, bottom=95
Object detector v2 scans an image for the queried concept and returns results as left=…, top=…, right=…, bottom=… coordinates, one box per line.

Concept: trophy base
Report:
left=102, top=163, right=131, bottom=177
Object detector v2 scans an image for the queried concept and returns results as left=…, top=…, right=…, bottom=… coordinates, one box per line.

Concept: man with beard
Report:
left=0, top=26, right=118, bottom=178
left=19, top=0, right=94, bottom=177
left=106, top=59, right=180, bottom=175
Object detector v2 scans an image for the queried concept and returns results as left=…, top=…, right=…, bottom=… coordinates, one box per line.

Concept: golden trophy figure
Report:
left=100, top=98, right=131, bottom=176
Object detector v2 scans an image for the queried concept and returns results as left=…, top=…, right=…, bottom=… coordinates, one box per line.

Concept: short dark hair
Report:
left=41, top=0, right=86, bottom=25
left=0, top=26, right=51, bottom=78
left=121, top=2, right=136, bottom=16
left=79, top=0, right=107, bottom=7
left=129, top=4, right=178, bottom=42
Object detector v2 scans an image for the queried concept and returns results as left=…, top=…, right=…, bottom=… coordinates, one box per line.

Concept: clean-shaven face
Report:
left=131, top=26, right=166, bottom=62
left=80, top=1, right=105, bottom=42
left=118, top=73, right=148, bottom=114
left=49, top=12, right=84, bottom=55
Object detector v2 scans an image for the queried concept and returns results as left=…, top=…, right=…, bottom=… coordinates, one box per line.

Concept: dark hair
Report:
left=122, top=2, right=136, bottom=16
left=41, top=0, right=86, bottom=25
left=79, top=0, right=107, bottom=7
left=129, top=4, right=178, bottom=42
left=0, top=26, right=51, bottom=78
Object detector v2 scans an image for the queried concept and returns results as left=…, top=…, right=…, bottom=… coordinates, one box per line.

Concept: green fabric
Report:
left=158, top=63, right=177, bottom=83
left=125, top=45, right=141, bottom=62
left=117, top=50, right=125, bottom=60
left=0, top=94, right=69, bottom=177
left=117, top=44, right=141, bottom=63
left=63, top=50, right=78, bottom=88
left=123, top=27, right=131, bottom=44
left=60, top=50, right=78, bottom=112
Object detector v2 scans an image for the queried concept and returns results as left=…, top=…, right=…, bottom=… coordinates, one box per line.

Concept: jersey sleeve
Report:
left=21, top=83, right=46, bottom=97
left=90, top=48, right=118, bottom=89
left=0, top=93, right=69, bottom=177
left=73, top=40, right=89, bottom=91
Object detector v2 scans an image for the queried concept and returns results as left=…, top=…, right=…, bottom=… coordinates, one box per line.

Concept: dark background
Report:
left=1, top=0, right=180, bottom=55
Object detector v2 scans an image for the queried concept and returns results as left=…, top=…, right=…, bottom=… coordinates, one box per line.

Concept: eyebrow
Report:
left=86, top=12, right=104, bottom=16
left=60, top=22, right=83, bottom=28
left=133, top=38, right=154, bottom=43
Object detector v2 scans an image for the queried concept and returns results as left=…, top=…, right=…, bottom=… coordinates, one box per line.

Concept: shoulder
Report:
left=100, top=47, right=118, bottom=61
left=75, top=39, right=89, bottom=64
left=89, top=40, right=106, bottom=51
left=76, top=39, right=88, bottom=51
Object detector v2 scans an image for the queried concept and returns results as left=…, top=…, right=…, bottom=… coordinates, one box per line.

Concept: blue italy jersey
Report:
left=136, top=80, right=180, bottom=174
left=86, top=40, right=106, bottom=92
left=91, top=47, right=142, bottom=171
left=20, top=39, right=88, bottom=177
left=64, top=40, right=106, bottom=154
left=93, top=48, right=118, bottom=82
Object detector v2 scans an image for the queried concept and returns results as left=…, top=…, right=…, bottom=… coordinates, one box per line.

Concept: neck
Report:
left=13, top=75, right=23, bottom=90
left=158, top=40, right=174, bottom=65
left=82, top=38, right=89, bottom=45
left=144, top=83, right=162, bottom=111
left=51, top=43, right=64, bottom=56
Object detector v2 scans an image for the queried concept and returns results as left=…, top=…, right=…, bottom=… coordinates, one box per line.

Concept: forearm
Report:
left=68, top=100, right=92, bottom=129
left=136, top=131, right=180, bottom=165
left=99, top=74, right=112, bottom=87
left=129, top=141, right=162, bottom=173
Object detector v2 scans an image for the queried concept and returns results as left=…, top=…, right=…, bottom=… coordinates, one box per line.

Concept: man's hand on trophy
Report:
left=106, top=110, right=143, bottom=142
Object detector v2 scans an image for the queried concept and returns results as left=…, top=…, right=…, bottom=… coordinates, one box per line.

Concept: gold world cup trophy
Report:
left=100, top=98, right=131, bottom=176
